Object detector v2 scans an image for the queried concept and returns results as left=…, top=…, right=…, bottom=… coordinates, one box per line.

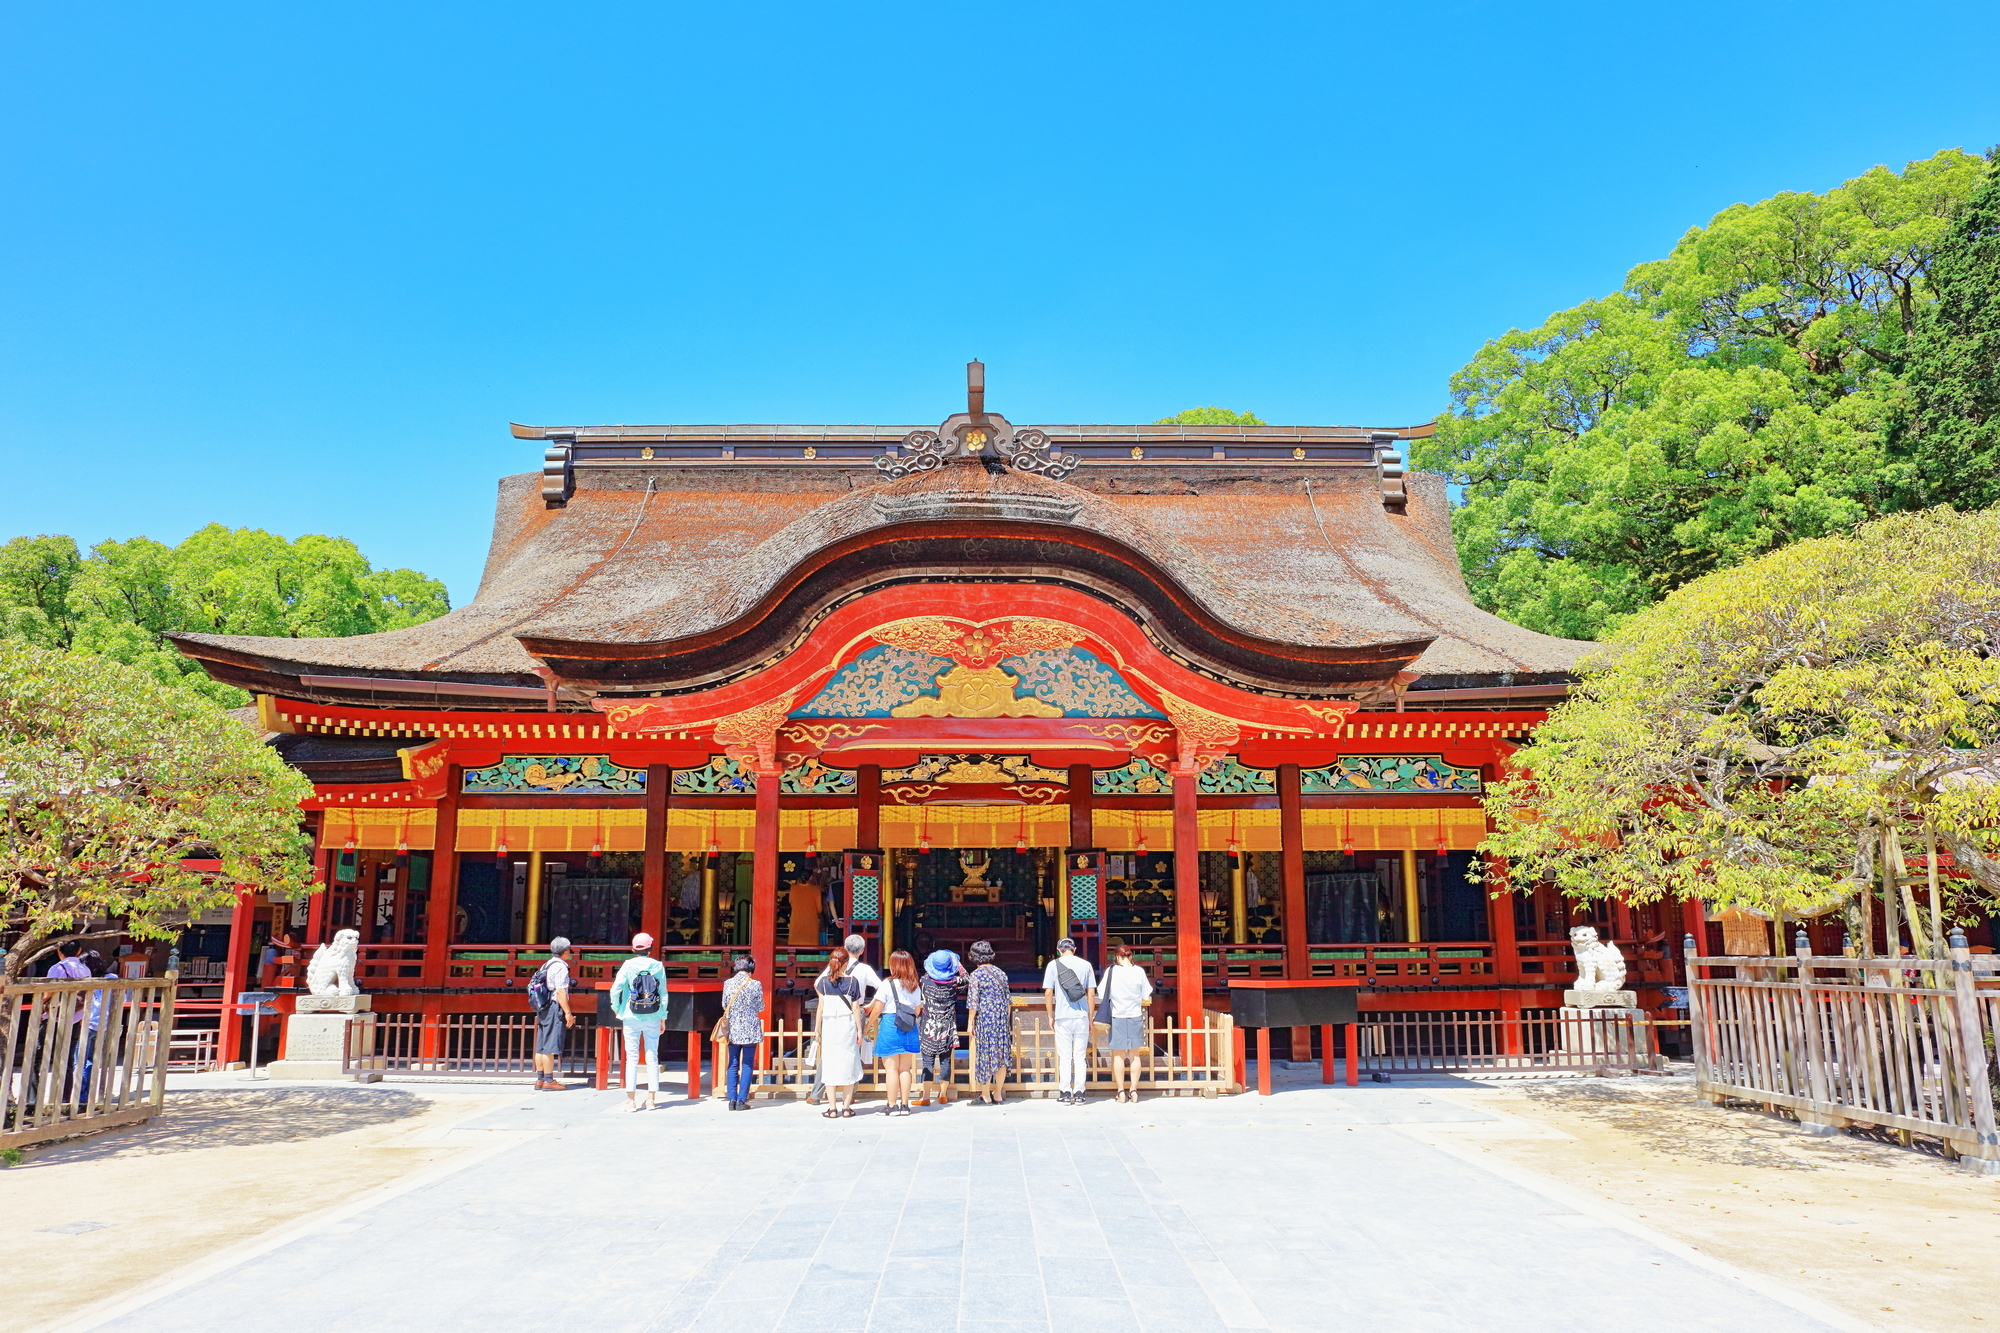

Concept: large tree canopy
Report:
left=1154, top=406, right=1266, bottom=425
left=1414, top=149, right=1990, bottom=640
left=0, top=524, right=449, bottom=705
left=0, top=643, right=314, bottom=979
left=1480, top=507, right=2000, bottom=941
left=1896, top=148, right=2000, bottom=510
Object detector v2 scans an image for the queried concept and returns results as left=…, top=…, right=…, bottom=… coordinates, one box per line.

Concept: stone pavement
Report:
left=88, top=1082, right=1841, bottom=1333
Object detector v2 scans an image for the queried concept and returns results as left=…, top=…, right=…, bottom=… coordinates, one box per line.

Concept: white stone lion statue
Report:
left=1569, top=925, right=1627, bottom=992
left=306, top=929, right=361, bottom=996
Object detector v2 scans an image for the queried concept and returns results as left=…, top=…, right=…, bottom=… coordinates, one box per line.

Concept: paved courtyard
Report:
left=84, top=1083, right=1841, bottom=1333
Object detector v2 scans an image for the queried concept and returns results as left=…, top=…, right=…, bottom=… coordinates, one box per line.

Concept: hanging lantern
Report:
left=1341, top=810, right=1354, bottom=856
left=1435, top=811, right=1447, bottom=856
left=1199, top=884, right=1221, bottom=914
left=804, top=813, right=819, bottom=856
left=1015, top=812, right=1028, bottom=853
left=706, top=837, right=721, bottom=856
left=918, top=832, right=931, bottom=853
left=1135, top=833, right=1148, bottom=855
left=1227, top=837, right=1241, bottom=859
left=343, top=837, right=357, bottom=851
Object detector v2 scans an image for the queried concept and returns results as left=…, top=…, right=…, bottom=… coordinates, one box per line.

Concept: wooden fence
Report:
left=343, top=1010, right=602, bottom=1079
left=1349, top=1008, right=1666, bottom=1075
left=3, top=975, right=177, bottom=1150
left=1688, top=936, right=2000, bottom=1173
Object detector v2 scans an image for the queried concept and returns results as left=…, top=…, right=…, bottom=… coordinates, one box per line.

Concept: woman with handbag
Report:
left=717, top=956, right=764, bottom=1111
left=916, top=950, right=967, bottom=1106
left=869, top=950, right=923, bottom=1116
left=813, top=949, right=865, bottom=1117
left=1100, top=944, right=1153, bottom=1103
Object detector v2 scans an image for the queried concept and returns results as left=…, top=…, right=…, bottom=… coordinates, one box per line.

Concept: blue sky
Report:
left=3, top=1, right=1996, bottom=601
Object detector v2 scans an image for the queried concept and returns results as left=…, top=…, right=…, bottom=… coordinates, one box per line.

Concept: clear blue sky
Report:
left=4, top=1, right=1996, bottom=602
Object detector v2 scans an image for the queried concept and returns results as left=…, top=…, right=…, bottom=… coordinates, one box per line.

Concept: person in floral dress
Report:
left=966, top=940, right=1014, bottom=1104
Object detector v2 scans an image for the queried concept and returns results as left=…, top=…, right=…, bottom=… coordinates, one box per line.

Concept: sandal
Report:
left=822, top=1109, right=840, bottom=1119
left=840, top=1107, right=856, bottom=1118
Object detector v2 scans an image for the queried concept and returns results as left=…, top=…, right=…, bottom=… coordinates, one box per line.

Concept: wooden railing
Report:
left=659, top=1001, right=1239, bottom=1100
left=344, top=1009, right=602, bottom=1079
left=3, top=975, right=177, bottom=1150
left=442, top=943, right=835, bottom=990
left=1349, top=1008, right=1663, bottom=1074
left=1688, top=942, right=2000, bottom=1172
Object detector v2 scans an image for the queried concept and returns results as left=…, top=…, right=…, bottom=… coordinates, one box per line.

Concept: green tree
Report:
left=1896, top=149, right=2000, bottom=508
left=0, top=525, right=451, bottom=704
left=1479, top=507, right=2000, bottom=943
left=0, top=643, right=314, bottom=979
left=1415, top=148, right=1989, bottom=640
left=1154, top=406, right=1266, bottom=425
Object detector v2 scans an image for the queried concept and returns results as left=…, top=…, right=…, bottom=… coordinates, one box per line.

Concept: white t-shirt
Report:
left=846, top=960, right=882, bottom=1004
left=1043, top=956, right=1096, bottom=1020
left=877, top=979, right=921, bottom=1019
left=1103, top=962, right=1153, bottom=1019
left=543, top=956, right=571, bottom=993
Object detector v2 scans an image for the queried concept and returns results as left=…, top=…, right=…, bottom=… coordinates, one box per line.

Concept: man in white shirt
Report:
left=1042, top=938, right=1097, bottom=1105
left=532, top=938, right=574, bottom=1092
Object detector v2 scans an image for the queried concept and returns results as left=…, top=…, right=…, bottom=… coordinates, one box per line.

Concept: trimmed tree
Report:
left=1479, top=507, right=2000, bottom=948
left=0, top=642, right=313, bottom=981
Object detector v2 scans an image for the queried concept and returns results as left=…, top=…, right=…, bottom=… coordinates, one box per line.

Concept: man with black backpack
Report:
left=1042, top=938, right=1097, bottom=1105
left=610, top=932, right=669, bottom=1111
left=529, top=937, right=575, bottom=1091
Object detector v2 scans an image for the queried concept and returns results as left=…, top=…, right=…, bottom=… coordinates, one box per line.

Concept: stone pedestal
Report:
left=267, top=995, right=376, bottom=1081
left=1558, top=992, right=1646, bottom=1059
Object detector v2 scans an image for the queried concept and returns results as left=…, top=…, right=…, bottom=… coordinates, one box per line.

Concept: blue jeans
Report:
left=727, top=1043, right=757, bottom=1103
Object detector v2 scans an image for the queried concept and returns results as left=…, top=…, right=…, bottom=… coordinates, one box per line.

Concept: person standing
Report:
left=966, top=940, right=1014, bottom=1104
left=1042, top=939, right=1096, bottom=1105
left=813, top=949, right=865, bottom=1117
left=870, top=950, right=922, bottom=1116
left=917, top=950, right=965, bottom=1106
left=610, top=932, right=668, bottom=1112
left=809, top=936, right=881, bottom=1104
left=720, top=956, right=764, bottom=1110
left=1099, top=945, right=1154, bottom=1103
left=531, top=937, right=574, bottom=1092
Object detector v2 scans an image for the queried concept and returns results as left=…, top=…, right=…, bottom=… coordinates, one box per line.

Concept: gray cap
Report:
left=1056, top=937, right=1077, bottom=953
left=845, top=935, right=867, bottom=956
left=548, top=937, right=571, bottom=954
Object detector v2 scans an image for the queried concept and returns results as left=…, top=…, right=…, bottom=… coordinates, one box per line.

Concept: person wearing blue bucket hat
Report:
left=916, top=949, right=967, bottom=1106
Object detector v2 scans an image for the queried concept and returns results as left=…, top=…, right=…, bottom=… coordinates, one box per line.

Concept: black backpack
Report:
left=527, top=961, right=555, bottom=1014
left=628, top=967, right=662, bottom=1016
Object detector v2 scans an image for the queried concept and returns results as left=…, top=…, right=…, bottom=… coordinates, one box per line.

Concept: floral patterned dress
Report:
left=968, top=963, right=1014, bottom=1083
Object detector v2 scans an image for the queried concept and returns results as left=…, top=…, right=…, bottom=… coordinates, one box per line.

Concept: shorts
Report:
left=874, top=1021, right=920, bottom=1058
left=535, top=1004, right=569, bottom=1056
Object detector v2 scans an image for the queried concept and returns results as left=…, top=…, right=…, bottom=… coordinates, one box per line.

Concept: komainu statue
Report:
left=1568, top=925, right=1627, bottom=992
left=306, top=928, right=361, bottom=996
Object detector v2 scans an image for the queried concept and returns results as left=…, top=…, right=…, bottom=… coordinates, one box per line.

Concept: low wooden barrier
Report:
left=634, top=1000, right=1239, bottom=1101
left=1350, top=1008, right=1665, bottom=1075
left=1688, top=935, right=2000, bottom=1172
left=344, top=1009, right=601, bottom=1080
left=2, top=975, right=177, bottom=1150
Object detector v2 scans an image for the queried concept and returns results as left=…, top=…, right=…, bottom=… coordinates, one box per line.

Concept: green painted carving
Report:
left=670, top=757, right=858, bottom=795
left=461, top=755, right=646, bottom=795
left=1300, top=755, right=1483, bottom=793
left=1093, top=756, right=1175, bottom=795
left=1198, top=757, right=1277, bottom=795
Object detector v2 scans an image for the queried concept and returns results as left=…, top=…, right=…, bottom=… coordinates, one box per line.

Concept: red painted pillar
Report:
left=1490, top=863, right=1520, bottom=983
left=751, top=761, right=781, bottom=1021
left=857, top=765, right=881, bottom=851
left=1344, top=1022, right=1359, bottom=1087
left=688, top=1030, right=703, bottom=1100
left=1278, top=765, right=1306, bottom=981
left=219, top=890, right=257, bottom=1067
left=1068, top=764, right=1094, bottom=850
left=1172, top=763, right=1203, bottom=1032
left=642, top=764, right=670, bottom=946
left=1321, top=1023, right=1334, bottom=1085
left=422, top=774, right=460, bottom=990
left=1255, top=1026, right=1272, bottom=1096
left=1680, top=896, right=1706, bottom=975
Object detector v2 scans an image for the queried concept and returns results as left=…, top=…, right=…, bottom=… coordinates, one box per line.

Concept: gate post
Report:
left=1951, top=930, right=1999, bottom=1174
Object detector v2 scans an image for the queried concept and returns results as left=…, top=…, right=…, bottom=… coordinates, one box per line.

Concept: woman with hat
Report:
left=915, top=949, right=966, bottom=1106
left=965, top=940, right=1014, bottom=1104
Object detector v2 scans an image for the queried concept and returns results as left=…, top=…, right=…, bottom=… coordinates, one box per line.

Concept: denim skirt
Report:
left=874, top=1020, right=921, bottom=1057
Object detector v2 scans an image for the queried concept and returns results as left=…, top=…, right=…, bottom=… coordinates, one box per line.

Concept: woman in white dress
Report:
left=813, top=948, right=866, bottom=1117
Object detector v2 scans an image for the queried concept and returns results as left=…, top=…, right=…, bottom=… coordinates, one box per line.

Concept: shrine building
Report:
left=170, top=366, right=1698, bottom=1064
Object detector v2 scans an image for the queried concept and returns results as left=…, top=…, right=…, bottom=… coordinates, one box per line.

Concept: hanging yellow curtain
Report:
left=1299, top=807, right=1486, bottom=851
left=879, top=804, right=1069, bottom=849
left=454, top=808, right=646, bottom=852
left=321, top=807, right=438, bottom=851
left=665, top=807, right=759, bottom=853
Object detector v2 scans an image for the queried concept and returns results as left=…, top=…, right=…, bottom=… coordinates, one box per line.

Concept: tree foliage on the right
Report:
left=1415, top=148, right=1996, bottom=641
left=1480, top=506, right=2000, bottom=946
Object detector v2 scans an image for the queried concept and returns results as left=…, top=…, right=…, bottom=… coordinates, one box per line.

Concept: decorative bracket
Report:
left=874, top=362, right=1080, bottom=481
left=711, top=694, right=796, bottom=775
left=1159, top=690, right=1242, bottom=777
left=1372, top=431, right=1406, bottom=512
left=542, top=438, right=575, bottom=508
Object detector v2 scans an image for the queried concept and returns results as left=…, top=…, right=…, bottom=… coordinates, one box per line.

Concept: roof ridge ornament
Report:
left=875, top=361, right=1080, bottom=481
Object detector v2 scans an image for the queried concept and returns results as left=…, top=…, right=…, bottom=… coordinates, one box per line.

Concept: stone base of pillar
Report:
left=267, top=994, right=376, bottom=1081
